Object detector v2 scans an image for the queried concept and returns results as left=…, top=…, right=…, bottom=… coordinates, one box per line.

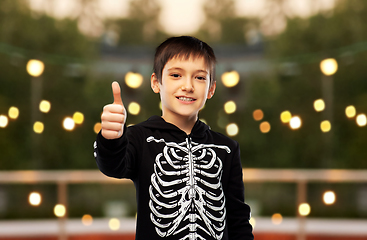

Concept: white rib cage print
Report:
left=147, top=136, right=231, bottom=240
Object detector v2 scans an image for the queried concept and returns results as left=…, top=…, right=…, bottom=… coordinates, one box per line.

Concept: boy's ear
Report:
left=207, top=82, right=216, bottom=99
left=151, top=73, right=160, bottom=93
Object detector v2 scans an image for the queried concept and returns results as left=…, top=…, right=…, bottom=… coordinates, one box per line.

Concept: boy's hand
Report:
left=101, top=81, right=126, bottom=139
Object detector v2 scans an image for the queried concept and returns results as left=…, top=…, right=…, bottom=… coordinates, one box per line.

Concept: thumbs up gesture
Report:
left=101, top=81, right=127, bottom=139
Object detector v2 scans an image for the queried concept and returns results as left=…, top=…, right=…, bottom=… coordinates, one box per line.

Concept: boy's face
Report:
left=151, top=56, right=216, bottom=123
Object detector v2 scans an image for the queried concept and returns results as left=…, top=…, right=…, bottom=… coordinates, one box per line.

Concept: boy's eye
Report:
left=170, top=73, right=181, bottom=78
left=196, top=76, right=206, bottom=81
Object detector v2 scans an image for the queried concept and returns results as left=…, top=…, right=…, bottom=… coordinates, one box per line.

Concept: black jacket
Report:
left=94, top=116, right=253, bottom=240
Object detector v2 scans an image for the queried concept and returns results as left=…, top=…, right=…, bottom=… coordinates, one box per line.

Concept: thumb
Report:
left=112, top=81, right=123, bottom=105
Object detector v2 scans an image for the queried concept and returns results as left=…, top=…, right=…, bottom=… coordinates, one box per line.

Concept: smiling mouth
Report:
left=177, top=96, right=196, bottom=102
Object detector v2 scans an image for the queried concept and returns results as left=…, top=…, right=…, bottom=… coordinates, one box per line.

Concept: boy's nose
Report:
left=181, top=79, right=194, bottom=92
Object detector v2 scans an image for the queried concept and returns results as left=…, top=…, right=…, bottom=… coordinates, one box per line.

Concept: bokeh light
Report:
left=320, top=120, right=331, bottom=132
left=320, top=58, right=338, bottom=76
left=314, top=99, right=325, bottom=112
left=27, top=59, right=45, bottom=77
left=0, top=115, right=9, bottom=128
left=345, top=105, right=356, bottom=118
left=280, top=111, right=292, bottom=123
left=73, top=112, right=84, bottom=124
left=109, top=218, right=120, bottom=231
left=356, top=114, right=367, bottom=127
left=260, top=121, right=271, bottom=133
left=39, top=100, right=51, bottom=113
left=128, top=102, right=141, bottom=115
left=28, top=192, right=42, bottom=206
left=253, top=109, right=264, bottom=121
left=289, top=116, right=302, bottom=129
left=125, top=72, right=143, bottom=89
left=271, top=213, right=283, bottom=225
left=54, top=204, right=66, bottom=217
left=94, top=122, right=102, bottom=134
left=224, top=101, right=236, bottom=114
left=323, top=191, right=336, bottom=205
left=8, top=107, right=19, bottom=119
left=298, top=203, right=311, bottom=216
left=81, top=214, right=93, bottom=226
left=63, top=117, right=75, bottom=131
left=221, top=71, right=239, bottom=87
left=33, top=121, right=44, bottom=134
left=226, top=123, right=239, bottom=136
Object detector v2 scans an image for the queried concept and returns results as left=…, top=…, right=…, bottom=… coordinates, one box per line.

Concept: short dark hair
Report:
left=153, top=36, right=216, bottom=85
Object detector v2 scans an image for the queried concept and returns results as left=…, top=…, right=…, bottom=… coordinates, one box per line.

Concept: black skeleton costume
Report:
left=94, top=116, right=253, bottom=240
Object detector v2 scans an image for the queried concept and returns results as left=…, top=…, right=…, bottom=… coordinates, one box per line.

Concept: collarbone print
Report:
left=147, top=136, right=231, bottom=240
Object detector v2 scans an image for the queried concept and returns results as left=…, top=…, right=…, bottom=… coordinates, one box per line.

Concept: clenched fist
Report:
left=101, top=81, right=127, bottom=139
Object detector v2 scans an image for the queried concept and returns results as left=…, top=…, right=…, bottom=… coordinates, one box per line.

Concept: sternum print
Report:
left=147, top=136, right=231, bottom=240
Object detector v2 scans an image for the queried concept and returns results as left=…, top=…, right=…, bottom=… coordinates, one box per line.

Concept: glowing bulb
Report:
left=82, top=214, right=93, bottom=226
left=289, top=116, right=302, bottom=129
left=320, top=120, right=331, bottom=132
left=0, top=115, right=9, bottom=128
left=271, top=213, right=283, bottom=225
left=94, top=122, right=102, bottom=134
left=356, top=114, right=367, bottom=127
left=128, top=102, right=141, bottom=115
left=298, top=203, right=311, bottom=216
left=253, top=109, right=264, bottom=121
left=323, top=191, right=336, bottom=205
left=314, top=99, right=325, bottom=112
left=39, top=100, right=51, bottom=113
left=27, top=59, right=45, bottom=77
left=63, top=117, right=75, bottom=131
left=125, top=72, right=143, bottom=89
left=109, top=218, right=120, bottom=231
left=280, top=111, right=292, bottom=123
left=33, top=121, right=44, bottom=134
left=29, top=192, right=42, bottom=206
left=221, top=71, right=240, bottom=87
left=226, top=123, right=239, bottom=136
left=8, top=107, right=19, bottom=119
left=260, top=121, right=271, bottom=133
left=345, top=106, right=356, bottom=118
left=320, top=58, right=338, bottom=76
left=224, top=101, right=236, bottom=114
left=54, top=204, right=66, bottom=217
left=73, top=112, right=84, bottom=124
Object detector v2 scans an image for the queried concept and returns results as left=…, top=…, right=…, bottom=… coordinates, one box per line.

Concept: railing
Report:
left=1, top=169, right=367, bottom=240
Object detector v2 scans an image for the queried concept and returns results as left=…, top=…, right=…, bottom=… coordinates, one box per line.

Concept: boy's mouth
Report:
left=177, top=96, right=196, bottom=102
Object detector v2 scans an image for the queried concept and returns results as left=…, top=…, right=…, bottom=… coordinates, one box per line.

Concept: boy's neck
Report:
left=162, top=114, right=197, bottom=135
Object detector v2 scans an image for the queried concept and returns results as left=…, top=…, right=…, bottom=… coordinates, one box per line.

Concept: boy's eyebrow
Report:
left=167, top=67, right=209, bottom=74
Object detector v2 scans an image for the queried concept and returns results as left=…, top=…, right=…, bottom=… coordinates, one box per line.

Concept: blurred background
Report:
left=1, top=0, right=367, bottom=239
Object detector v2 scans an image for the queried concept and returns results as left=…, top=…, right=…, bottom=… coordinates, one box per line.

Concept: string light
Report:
left=33, top=121, right=44, bottom=134
left=253, top=109, right=264, bottom=121
left=271, top=213, right=283, bottom=225
left=320, top=58, right=338, bottom=76
left=125, top=72, right=143, bottom=89
left=27, top=59, right=45, bottom=77
left=82, top=214, right=93, bottom=226
left=323, top=191, right=336, bottom=205
left=290, top=116, right=302, bottom=129
left=226, top=123, right=239, bottom=136
left=224, top=101, right=237, bottom=114
left=8, top=107, right=19, bottom=119
left=314, top=99, right=325, bottom=112
left=109, top=218, right=120, bottom=231
left=320, top=120, right=331, bottom=132
left=356, top=114, right=367, bottom=127
left=63, top=117, right=75, bottom=131
left=128, top=102, right=141, bottom=115
left=280, top=111, right=292, bottom=123
left=73, top=112, right=84, bottom=124
left=260, top=121, right=271, bottom=133
left=54, top=204, right=66, bottom=217
left=94, top=123, right=102, bottom=134
left=39, top=100, right=51, bottom=113
left=28, top=192, right=42, bottom=206
left=221, top=71, right=240, bottom=87
left=298, top=203, right=311, bottom=216
left=0, top=115, right=9, bottom=128
left=345, top=106, right=356, bottom=118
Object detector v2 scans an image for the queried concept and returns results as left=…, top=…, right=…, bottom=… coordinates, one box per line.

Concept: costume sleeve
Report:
left=226, top=143, right=254, bottom=239
left=93, top=125, right=138, bottom=180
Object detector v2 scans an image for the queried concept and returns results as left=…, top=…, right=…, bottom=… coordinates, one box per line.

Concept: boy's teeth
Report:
left=178, top=97, right=194, bottom=101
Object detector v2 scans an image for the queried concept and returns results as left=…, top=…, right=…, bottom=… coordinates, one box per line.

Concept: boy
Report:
left=94, top=36, right=253, bottom=239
